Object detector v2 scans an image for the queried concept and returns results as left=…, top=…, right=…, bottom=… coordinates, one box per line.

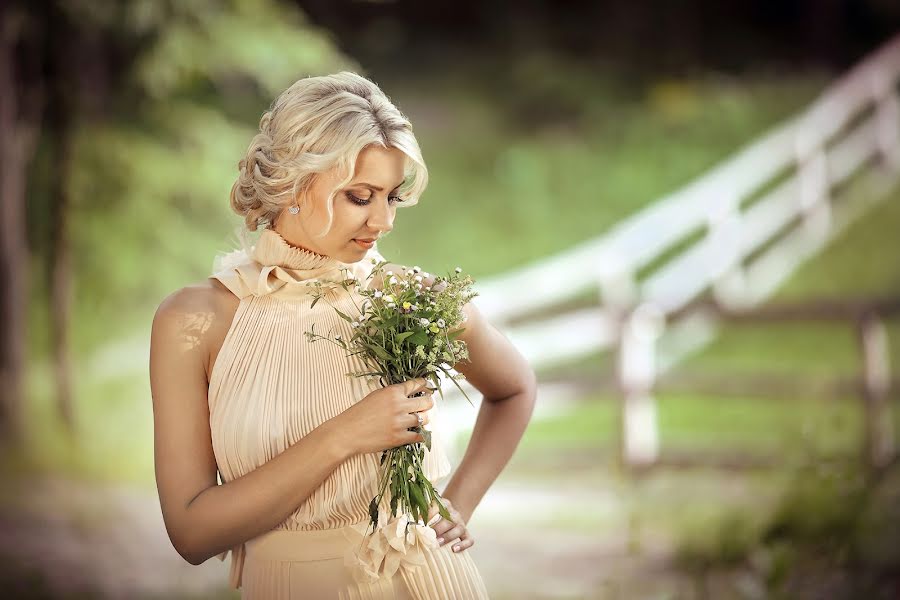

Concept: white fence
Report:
left=450, top=33, right=900, bottom=469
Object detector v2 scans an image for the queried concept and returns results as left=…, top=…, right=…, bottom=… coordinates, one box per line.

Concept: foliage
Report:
left=672, top=459, right=900, bottom=599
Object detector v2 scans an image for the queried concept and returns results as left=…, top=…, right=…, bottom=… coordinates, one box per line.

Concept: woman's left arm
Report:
left=440, top=300, right=538, bottom=524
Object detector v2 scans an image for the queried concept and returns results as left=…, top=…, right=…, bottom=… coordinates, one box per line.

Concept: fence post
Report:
left=616, top=302, right=665, bottom=471
left=709, top=193, right=749, bottom=308
left=857, top=311, right=895, bottom=472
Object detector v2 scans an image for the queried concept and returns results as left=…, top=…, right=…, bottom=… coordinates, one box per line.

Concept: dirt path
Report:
left=0, top=474, right=702, bottom=600
left=0, top=476, right=234, bottom=600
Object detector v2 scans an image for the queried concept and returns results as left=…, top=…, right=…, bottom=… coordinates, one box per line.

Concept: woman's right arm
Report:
left=150, top=288, right=353, bottom=565
left=149, top=287, right=352, bottom=566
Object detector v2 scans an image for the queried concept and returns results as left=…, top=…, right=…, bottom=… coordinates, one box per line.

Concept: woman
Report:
left=149, top=71, right=536, bottom=599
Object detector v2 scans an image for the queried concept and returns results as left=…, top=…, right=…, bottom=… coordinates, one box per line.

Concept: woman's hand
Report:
left=332, top=377, right=434, bottom=456
left=426, top=497, right=474, bottom=554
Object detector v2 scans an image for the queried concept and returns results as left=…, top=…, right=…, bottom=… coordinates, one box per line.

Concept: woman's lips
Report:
left=354, top=239, right=375, bottom=249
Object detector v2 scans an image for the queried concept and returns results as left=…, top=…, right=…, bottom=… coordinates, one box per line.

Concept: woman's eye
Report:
left=346, top=192, right=405, bottom=205
left=346, top=192, right=371, bottom=205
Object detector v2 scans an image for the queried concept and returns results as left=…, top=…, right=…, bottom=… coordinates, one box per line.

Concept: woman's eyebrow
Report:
left=353, top=181, right=404, bottom=192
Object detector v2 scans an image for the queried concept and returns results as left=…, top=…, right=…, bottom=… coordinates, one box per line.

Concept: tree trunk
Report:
left=0, top=6, right=44, bottom=448
left=47, top=3, right=76, bottom=435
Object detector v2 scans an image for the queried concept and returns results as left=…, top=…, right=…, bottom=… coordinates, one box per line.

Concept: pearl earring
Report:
left=288, top=205, right=300, bottom=215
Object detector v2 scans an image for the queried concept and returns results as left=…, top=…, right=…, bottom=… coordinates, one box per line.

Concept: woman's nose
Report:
left=368, top=201, right=394, bottom=234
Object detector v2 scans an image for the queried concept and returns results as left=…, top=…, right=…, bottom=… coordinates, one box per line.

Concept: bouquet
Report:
left=304, top=259, right=478, bottom=581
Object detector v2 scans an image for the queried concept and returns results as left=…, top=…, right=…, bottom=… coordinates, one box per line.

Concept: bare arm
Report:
left=439, top=300, right=537, bottom=524
left=149, top=287, right=351, bottom=566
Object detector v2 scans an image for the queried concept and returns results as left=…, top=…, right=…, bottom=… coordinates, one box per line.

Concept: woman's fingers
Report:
left=407, top=390, right=434, bottom=413
left=450, top=531, right=475, bottom=553
left=437, top=522, right=466, bottom=546
left=402, top=378, right=430, bottom=397
left=407, top=411, right=430, bottom=427
left=430, top=499, right=472, bottom=552
left=433, top=519, right=474, bottom=553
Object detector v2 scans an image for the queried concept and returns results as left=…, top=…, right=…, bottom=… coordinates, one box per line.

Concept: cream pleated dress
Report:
left=207, top=227, right=490, bottom=599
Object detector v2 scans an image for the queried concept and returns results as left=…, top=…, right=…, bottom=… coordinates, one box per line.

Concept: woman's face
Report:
left=274, top=144, right=407, bottom=263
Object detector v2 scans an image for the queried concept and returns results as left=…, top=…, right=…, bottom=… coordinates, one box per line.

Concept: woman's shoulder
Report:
left=155, top=279, right=237, bottom=321
left=152, top=280, right=240, bottom=368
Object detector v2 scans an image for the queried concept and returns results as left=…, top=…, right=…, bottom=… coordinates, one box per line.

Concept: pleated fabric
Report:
left=206, top=227, right=488, bottom=599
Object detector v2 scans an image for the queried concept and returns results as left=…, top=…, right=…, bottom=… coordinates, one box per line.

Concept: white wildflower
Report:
left=374, top=290, right=383, bottom=298
left=419, top=318, right=430, bottom=326
left=437, top=318, right=446, bottom=328
left=455, top=267, right=462, bottom=273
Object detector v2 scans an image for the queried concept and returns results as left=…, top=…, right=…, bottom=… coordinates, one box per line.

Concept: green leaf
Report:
left=409, top=331, right=429, bottom=346
left=409, top=484, right=429, bottom=521
left=395, top=331, right=415, bottom=344
left=368, top=344, right=394, bottom=362
left=368, top=497, right=379, bottom=525
left=429, top=494, right=451, bottom=522
left=333, top=307, right=353, bottom=322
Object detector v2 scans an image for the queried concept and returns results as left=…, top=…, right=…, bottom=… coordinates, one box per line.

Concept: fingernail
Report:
left=453, top=545, right=460, bottom=552
left=437, top=537, right=444, bottom=544
left=426, top=514, right=441, bottom=526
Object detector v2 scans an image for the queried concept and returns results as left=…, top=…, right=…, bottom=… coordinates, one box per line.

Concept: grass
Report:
left=476, top=391, right=899, bottom=468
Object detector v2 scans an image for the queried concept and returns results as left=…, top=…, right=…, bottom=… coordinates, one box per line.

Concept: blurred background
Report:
left=2, top=1, right=900, bottom=598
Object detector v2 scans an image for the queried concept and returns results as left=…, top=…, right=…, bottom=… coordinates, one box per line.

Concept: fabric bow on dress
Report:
left=342, top=514, right=440, bottom=584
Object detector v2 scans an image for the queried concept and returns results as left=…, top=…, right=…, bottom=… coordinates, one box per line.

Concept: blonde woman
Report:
left=149, top=72, right=536, bottom=599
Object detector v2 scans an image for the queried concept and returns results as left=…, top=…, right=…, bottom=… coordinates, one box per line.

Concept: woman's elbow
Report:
left=181, top=546, right=209, bottom=567
left=168, top=527, right=206, bottom=566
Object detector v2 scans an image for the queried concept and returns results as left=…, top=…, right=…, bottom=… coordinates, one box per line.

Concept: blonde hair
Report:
left=229, top=71, right=428, bottom=240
